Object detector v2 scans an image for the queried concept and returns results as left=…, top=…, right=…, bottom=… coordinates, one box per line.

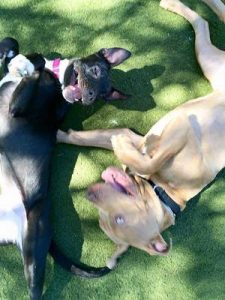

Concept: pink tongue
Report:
left=154, top=242, right=167, bottom=252
left=69, top=85, right=82, bottom=100
left=101, top=167, right=136, bottom=196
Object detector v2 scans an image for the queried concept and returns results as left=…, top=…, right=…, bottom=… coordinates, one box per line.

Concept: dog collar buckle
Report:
left=153, top=184, right=159, bottom=191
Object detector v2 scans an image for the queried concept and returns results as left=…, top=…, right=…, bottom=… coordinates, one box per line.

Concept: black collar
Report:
left=148, top=179, right=181, bottom=216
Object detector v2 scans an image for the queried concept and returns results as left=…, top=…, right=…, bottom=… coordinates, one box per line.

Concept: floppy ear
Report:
left=147, top=234, right=171, bottom=255
left=104, top=87, right=131, bottom=101
left=99, top=48, right=131, bottom=67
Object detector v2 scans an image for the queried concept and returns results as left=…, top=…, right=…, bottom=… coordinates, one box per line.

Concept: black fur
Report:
left=0, top=69, right=110, bottom=300
left=0, top=37, right=19, bottom=74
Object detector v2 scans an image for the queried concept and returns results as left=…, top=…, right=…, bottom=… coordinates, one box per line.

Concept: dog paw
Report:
left=56, top=129, right=69, bottom=143
left=106, top=258, right=117, bottom=269
left=8, top=54, right=35, bottom=77
left=111, top=134, right=132, bottom=150
left=111, top=134, right=132, bottom=159
left=160, top=0, right=180, bottom=10
left=219, top=13, right=225, bottom=23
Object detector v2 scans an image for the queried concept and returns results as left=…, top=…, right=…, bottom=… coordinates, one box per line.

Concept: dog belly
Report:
left=199, top=108, right=225, bottom=173
left=0, top=197, right=27, bottom=249
left=0, top=154, right=27, bottom=249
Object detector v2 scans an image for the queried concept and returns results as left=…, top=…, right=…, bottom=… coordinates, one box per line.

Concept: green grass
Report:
left=1, top=0, right=225, bottom=299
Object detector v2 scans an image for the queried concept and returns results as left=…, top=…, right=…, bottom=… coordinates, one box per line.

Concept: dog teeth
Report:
left=115, top=216, right=125, bottom=225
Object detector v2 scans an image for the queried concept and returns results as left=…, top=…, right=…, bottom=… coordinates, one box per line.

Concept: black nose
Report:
left=88, top=90, right=94, bottom=97
left=86, top=189, right=98, bottom=202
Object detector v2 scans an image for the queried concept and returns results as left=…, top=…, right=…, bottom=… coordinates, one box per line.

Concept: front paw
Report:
left=8, top=54, right=34, bottom=77
left=160, top=0, right=180, bottom=10
left=111, top=134, right=131, bottom=160
left=56, top=129, right=69, bottom=143
left=106, top=258, right=117, bottom=270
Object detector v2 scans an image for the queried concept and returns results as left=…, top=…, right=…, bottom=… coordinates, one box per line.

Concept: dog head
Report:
left=87, top=167, right=174, bottom=256
left=62, top=48, right=131, bottom=105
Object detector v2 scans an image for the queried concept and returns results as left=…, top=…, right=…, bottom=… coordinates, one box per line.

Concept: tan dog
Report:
left=57, top=0, right=225, bottom=268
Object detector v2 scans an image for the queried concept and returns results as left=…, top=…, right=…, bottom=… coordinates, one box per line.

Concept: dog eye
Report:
left=115, top=215, right=125, bottom=225
left=89, top=66, right=101, bottom=78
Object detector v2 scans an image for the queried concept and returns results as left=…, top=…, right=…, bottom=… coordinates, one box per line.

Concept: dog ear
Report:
left=9, top=73, right=39, bottom=117
left=26, top=53, right=46, bottom=72
left=104, top=87, right=131, bottom=101
left=99, top=48, right=131, bottom=67
left=147, top=234, right=171, bottom=255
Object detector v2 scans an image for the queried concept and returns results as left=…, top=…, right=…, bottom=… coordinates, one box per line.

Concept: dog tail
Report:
left=49, top=240, right=111, bottom=278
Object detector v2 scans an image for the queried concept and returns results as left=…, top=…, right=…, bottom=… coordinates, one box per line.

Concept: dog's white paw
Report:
left=106, top=258, right=117, bottom=270
left=219, top=13, right=225, bottom=23
left=160, top=0, right=180, bottom=10
left=8, top=54, right=35, bottom=77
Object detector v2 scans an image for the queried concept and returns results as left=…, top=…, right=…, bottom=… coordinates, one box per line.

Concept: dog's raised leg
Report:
left=160, top=0, right=225, bottom=93
left=202, top=0, right=225, bottom=22
left=22, top=208, right=51, bottom=300
left=111, top=115, right=190, bottom=175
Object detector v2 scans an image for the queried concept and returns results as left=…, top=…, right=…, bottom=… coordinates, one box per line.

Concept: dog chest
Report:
left=0, top=157, right=27, bottom=249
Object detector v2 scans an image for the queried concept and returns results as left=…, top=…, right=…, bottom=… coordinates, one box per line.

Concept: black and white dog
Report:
left=0, top=38, right=131, bottom=299
left=0, top=37, right=131, bottom=105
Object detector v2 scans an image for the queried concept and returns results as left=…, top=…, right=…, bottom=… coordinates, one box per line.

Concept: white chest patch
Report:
left=0, top=196, right=27, bottom=250
left=44, top=58, right=70, bottom=85
left=0, top=155, right=27, bottom=250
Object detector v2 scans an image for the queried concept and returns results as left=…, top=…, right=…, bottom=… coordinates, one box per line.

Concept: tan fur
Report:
left=57, top=0, right=225, bottom=268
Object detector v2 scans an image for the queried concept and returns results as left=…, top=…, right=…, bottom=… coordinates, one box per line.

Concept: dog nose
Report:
left=82, top=89, right=96, bottom=105
left=88, top=90, right=94, bottom=97
left=86, top=187, right=98, bottom=202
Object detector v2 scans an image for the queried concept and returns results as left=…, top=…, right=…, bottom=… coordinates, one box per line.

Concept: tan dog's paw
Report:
left=111, top=134, right=134, bottom=162
left=111, top=134, right=133, bottom=150
left=160, top=0, right=180, bottom=10
left=219, top=12, right=225, bottom=23
left=106, top=258, right=117, bottom=270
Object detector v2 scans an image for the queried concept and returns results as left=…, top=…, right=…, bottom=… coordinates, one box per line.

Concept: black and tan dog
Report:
left=58, top=0, right=225, bottom=269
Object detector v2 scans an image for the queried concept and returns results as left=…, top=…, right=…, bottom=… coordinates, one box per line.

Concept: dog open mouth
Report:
left=68, top=70, right=82, bottom=101
left=101, top=167, right=136, bottom=196
left=63, top=70, right=82, bottom=103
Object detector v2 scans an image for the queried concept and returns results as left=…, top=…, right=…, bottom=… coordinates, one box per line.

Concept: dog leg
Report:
left=112, top=115, right=189, bottom=175
left=106, top=244, right=129, bottom=269
left=202, top=0, right=225, bottom=22
left=22, top=208, right=51, bottom=300
left=160, top=0, right=225, bottom=93
left=57, top=128, right=143, bottom=150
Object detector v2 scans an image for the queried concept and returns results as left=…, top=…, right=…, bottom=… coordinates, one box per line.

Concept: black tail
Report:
left=49, top=240, right=111, bottom=278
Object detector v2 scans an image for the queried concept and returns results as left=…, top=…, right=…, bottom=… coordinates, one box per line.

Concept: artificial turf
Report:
left=0, top=0, right=225, bottom=299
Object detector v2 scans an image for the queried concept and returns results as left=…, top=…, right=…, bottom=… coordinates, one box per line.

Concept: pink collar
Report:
left=52, top=58, right=61, bottom=79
